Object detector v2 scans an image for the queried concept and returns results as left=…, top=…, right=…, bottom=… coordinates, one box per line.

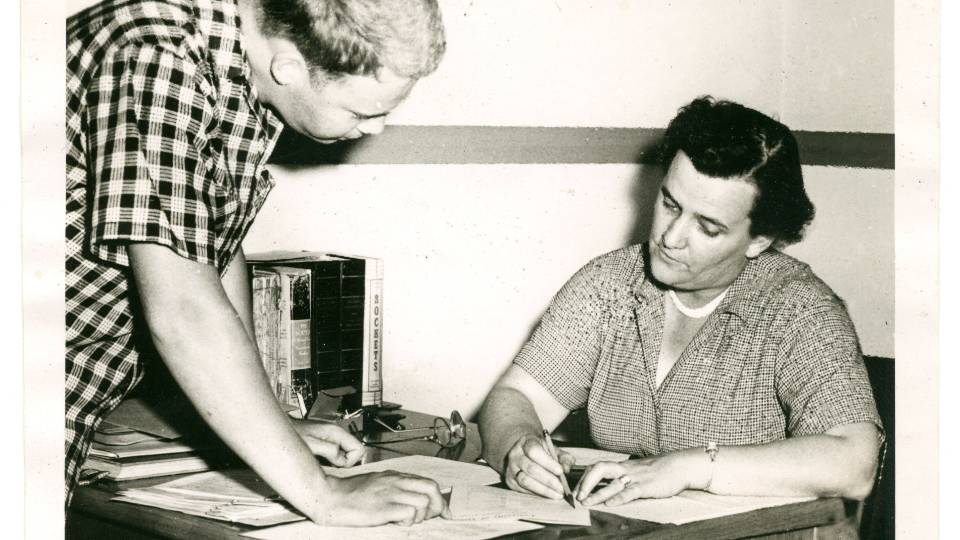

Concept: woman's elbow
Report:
left=839, top=468, right=877, bottom=500
left=819, top=422, right=882, bottom=500
left=836, top=436, right=882, bottom=500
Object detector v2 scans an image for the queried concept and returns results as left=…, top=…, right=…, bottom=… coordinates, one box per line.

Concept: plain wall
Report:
left=244, top=163, right=894, bottom=418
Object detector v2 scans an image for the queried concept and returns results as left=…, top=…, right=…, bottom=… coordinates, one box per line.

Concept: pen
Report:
left=295, top=391, right=308, bottom=419
left=542, top=429, right=576, bottom=508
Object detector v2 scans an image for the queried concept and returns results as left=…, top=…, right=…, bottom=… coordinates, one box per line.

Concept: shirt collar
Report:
left=194, top=0, right=284, bottom=148
left=630, top=243, right=778, bottom=323
left=191, top=0, right=250, bottom=81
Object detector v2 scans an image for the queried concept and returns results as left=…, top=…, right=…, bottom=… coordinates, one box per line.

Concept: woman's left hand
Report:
left=574, top=451, right=700, bottom=506
left=291, top=420, right=366, bottom=467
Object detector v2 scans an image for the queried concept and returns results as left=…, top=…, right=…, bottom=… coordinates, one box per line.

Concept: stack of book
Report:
left=247, top=251, right=384, bottom=412
left=82, top=398, right=231, bottom=481
left=85, top=435, right=213, bottom=482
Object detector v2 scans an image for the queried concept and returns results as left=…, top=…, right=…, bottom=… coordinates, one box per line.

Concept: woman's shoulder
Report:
left=578, top=244, right=647, bottom=282
left=749, top=250, right=849, bottom=315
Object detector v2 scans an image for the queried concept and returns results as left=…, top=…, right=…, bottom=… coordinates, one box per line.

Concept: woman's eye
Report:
left=700, top=225, right=720, bottom=237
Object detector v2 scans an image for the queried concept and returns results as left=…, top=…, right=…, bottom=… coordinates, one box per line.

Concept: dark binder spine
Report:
left=309, top=259, right=348, bottom=398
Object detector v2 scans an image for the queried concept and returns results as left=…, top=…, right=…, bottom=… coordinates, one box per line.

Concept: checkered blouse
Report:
left=514, top=244, right=881, bottom=456
left=65, top=0, right=282, bottom=504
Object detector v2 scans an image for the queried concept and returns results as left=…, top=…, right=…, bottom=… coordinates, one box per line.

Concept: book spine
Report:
left=273, top=267, right=313, bottom=408
left=360, top=258, right=384, bottom=407
left=286, top=269, right=313, bottom=408
left=251, top=272, right=280, bottom=402
left=338, top=258, right=365, bottom=407
left=275, top=272, right=293, bottom=406
left=310, top=259, right=349, bottom=399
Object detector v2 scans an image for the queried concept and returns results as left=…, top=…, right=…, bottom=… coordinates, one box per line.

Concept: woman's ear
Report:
left=745, top=235, right=774, bottom=258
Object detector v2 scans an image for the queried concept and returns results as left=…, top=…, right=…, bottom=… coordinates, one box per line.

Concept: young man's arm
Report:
left=219, top=248, right=257, bottom=342
left=128, top=243, right=444, bottom=526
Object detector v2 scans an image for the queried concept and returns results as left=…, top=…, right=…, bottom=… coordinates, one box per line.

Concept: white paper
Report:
left=322, top=455, right=501, bottom=492
left=150, top=469, right=279, bottom=501
left=560, top=447, right=631, bottom=468
left=241, top=517, right=544, bottom=540
left=114, top=469, right=305, bottom=527
left=447, top=485, right=591, bottom=526
left=593, top=490, right=815, bottom=525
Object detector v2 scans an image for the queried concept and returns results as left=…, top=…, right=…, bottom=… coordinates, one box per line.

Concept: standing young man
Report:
left=66, top=0, right=446, bottom=526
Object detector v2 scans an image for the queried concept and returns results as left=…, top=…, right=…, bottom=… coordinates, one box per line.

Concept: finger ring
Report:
left=618, top=475, right=632, bottom=486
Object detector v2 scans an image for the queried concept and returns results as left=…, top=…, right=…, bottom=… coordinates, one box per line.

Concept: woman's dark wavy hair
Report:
left=255, top=0, right=446, bottom=81
left=659, top=96, right=815, bottom=247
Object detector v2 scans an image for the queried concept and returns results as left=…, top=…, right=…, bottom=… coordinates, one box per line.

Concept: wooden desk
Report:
left=67, top=410, right=860, bottom=540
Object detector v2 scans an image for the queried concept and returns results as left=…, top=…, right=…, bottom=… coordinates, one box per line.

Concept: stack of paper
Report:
left=114, top=469, right=305, bottom=527
left=241, top=517, right=544, bottom=540
left=321, top=455, right=501, bottom=493
left=111, top=455, right=504, bottom=529
left=446, top=484, right=592, bottom=526
left=593, top=489, right=816, bottom=525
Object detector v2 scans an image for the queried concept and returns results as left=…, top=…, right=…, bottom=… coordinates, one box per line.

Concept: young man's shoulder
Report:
left=68, top=0, right=200, bottom=56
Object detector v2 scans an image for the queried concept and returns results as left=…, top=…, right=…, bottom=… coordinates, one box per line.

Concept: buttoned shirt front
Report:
left=65, top=0, right=283, bottom=500
left=514, top=244, right=881, bottom=456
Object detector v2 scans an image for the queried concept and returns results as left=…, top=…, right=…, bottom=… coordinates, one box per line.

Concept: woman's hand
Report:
left=502, top=433, right=576, bottom=499
left=290, top=420, right=366, bottom=467
left=574, top=450, right=705, bottom=506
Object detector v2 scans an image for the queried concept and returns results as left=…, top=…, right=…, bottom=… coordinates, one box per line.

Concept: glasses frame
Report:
left=353, top=410, right=466, bottom=449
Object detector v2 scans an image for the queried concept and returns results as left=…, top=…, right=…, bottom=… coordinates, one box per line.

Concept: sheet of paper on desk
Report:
left=447, top=485, right=592, bottom=526
left=593, top=490, right=815, bottom=525
left=241, top=516, right=544, bottom=540
left=561, top=447, right=630, bottom=468
left=322, top=455, right=501, bottom=492
left=113, top=469, right=305, bottom=527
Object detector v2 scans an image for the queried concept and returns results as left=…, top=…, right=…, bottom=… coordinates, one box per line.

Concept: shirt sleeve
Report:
left=84, top=44, right=228, bottom=269
left=513, top=261, right=607, bottom=410
left=775, top=298, right=883, bottom=439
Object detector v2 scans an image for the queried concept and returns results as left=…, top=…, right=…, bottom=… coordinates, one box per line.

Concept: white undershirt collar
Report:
left=668, top=287, right=730, bottom=319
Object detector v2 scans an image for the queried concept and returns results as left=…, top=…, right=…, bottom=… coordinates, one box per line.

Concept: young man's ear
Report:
left=745, top=235, right=774, bottom=258
left=269, top=49, right=310, bottom=86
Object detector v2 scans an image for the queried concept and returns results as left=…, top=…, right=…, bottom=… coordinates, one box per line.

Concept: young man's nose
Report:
left=357, top=116, right=386, bottom=136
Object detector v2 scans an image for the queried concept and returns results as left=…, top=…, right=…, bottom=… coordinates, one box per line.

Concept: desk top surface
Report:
left=68, top=409, right=855, bottom=540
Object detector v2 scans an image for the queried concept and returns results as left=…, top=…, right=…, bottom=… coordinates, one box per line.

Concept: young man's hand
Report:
left=317, top=472, right=445, bottom=527
left=290, top=420, right=365, bottom=467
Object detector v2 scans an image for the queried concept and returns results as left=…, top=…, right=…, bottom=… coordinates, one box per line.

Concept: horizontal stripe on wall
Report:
left=268, top=126, right=894, bottom=169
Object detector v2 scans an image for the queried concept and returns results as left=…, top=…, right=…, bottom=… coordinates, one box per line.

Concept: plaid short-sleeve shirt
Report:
left=514, top=244, right=881, bottom=457
left=65, top=0, right=282, bottom=503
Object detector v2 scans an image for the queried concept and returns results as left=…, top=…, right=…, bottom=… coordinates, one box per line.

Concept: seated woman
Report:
left=478, top=96, right=882, bottom=507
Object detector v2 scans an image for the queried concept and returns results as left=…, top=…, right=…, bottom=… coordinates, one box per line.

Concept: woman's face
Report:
left=648, top=152, right=771, bottom=298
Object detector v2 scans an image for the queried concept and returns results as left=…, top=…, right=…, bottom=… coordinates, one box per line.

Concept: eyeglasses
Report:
left=351, top=411, right=466, bottom=449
